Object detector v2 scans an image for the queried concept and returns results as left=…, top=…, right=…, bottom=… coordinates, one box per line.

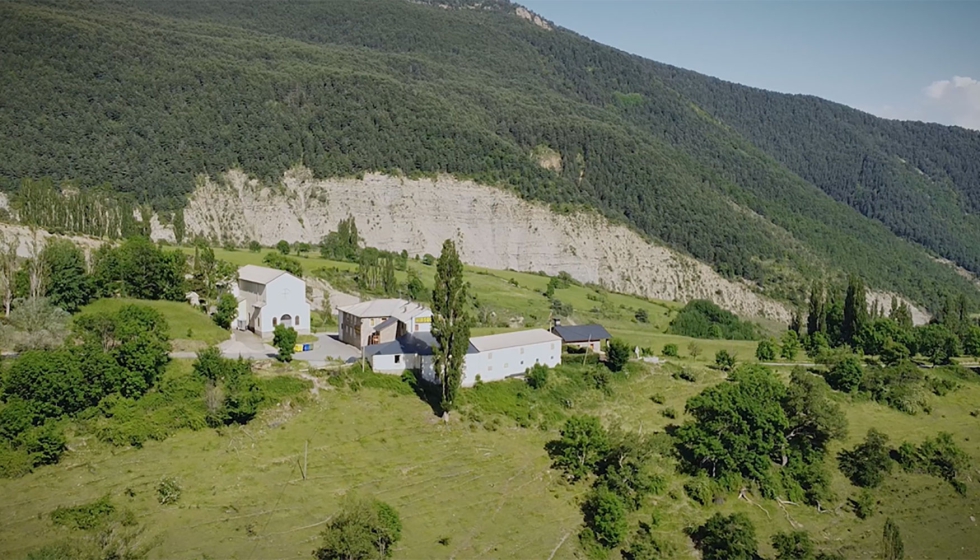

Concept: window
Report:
left=520, top=347, right=525, bottom=354
left=295, top=316, right=301, bottom=326
left=414, top=324, right=419, bottom=332
left=273, top=317, right=278, bottom=327
left=394, top=355, right=401, bottom=364
left=550, top=343, right=555, bottom=350
left=487, top=365, right=493, bottom=371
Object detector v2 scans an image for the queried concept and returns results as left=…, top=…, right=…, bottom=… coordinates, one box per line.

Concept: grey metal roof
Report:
left=365, top=332, right=477, bottom=357
left=551, top=324, right=612, bottom=343
left=373, top=317, right=399, bottom=333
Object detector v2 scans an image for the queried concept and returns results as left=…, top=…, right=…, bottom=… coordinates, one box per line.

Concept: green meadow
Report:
left=2, top=354, right=978, bottom=558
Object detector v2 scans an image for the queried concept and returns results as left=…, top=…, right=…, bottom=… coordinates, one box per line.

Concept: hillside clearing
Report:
left=78, top=298, right=229, bottom=349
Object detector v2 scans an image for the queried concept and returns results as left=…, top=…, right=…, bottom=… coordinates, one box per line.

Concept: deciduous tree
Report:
left=547, top=415, right=609, bottom=481
left=41, top=239, right=92, bottom=313
left=838, top=429, right=892, bottom=488
left=273, top=324, right=298, bottom=362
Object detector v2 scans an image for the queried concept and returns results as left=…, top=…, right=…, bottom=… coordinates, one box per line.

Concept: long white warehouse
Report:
left=365, top=328, right=562, bottom=386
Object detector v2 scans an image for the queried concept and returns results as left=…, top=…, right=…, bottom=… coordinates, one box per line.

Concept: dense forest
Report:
left=1, top=0, right=979, bottom=311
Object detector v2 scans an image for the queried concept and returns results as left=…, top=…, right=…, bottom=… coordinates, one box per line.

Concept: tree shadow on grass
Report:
left=402, top=370, right=444, bottom=417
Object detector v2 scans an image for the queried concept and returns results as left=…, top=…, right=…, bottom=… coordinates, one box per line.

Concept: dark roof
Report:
left=364, top=332, right=477, bottom=358
left=551, top=324, right=611, bottom=343
left=373, top=317, right=399, bottom=333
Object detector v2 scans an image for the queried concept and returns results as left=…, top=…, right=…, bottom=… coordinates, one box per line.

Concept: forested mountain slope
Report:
left=1, top=0, right=978, bottom=311
left=651, top=66, right=980, bottom=276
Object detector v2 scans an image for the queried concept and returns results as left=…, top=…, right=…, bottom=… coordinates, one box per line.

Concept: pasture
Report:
left=2, top=357, right=978, bottom=559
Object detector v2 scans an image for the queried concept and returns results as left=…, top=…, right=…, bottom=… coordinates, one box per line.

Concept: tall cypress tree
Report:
left=882, top=518, right=904, bottom=560
left=806, top=282, right=824, bottom=336
left=842, top=276, right=868, bottom=346
left=431, top=239, right=471, bottom=412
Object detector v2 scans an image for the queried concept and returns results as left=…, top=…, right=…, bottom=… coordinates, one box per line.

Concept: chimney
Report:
left=552, top=317, right=561, bottom=329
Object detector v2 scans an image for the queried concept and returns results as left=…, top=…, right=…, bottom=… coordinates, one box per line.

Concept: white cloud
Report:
left=921, top=75, right=980, bottom=130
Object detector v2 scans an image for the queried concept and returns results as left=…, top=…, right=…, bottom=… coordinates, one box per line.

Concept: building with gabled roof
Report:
left=551, top=323, right=612, bottom=354
left=337, top=298, right=432, bottom=349
left=232, top=265, right=311, bottom=339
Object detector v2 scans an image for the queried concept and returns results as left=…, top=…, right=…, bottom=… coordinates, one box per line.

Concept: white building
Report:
left=233, top=265, right=311, bottom=339
left=366, top=328, right=561, bottom=387
left=337, top=299, right=432, bottom=349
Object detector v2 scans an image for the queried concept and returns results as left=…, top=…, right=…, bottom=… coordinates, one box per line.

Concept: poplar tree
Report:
left=882, top=518, right=904, bottom=560
left=842, top=276, right=868, bottom=346
left=0, top=233, right=19, bottom=316
left=431, top=239, right=471, bottom=412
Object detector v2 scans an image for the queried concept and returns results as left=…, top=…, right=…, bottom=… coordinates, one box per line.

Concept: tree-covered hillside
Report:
left=1, top=0, right=978, bottom=311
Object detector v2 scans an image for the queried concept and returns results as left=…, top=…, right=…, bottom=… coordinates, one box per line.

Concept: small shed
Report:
left=551, top=324, right=612, bottom=354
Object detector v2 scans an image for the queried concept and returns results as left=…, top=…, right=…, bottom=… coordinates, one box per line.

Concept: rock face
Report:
left=175, top=169, right=792, bottom=321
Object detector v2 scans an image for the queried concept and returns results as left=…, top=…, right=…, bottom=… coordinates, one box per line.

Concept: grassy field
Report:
left=2, top=358, right=978, bottom=559
left=78, top=298, right=230, bottom=350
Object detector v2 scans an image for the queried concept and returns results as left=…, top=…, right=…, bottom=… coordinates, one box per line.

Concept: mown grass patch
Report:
left=77, top=298, right=229, bottom=346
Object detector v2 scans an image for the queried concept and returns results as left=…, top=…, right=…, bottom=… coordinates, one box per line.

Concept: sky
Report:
left=518, top=0, right=980, bottom=130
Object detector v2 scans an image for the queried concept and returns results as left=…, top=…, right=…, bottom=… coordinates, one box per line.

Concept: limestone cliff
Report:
left=171, top=169, right=793, bottom=322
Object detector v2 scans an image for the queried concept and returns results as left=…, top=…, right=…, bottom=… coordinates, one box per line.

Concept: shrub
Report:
left=248, top=240, right=262, bottom=252
left=838, top=429, right=892, bottom=488
left=687, top=342, right=703, bottom=359
left=825, top=355, right=863, bottom=393
left=606, top=338, right=631, bottom=372
left=21, top=420, right=66, bottom=467
left=421, top=254, right=435, bottom=266
left=755, top=338, right=777, bottom=361
left=157, top=477, right=182, bottom=505
left=926, top=376, right=960, bottom=396
left=661, top=343, right=678, bottom=357
left=275, top=240, right=290, bottom=255
left=649, top=393, right=666, bottom=405
left=525, top=364, right=549, bottom=389
left=851, top=488, right=876, bottom=519
left=634, top=308, right=649, bottom=323
left=622, top=514, right=676, bottom=560
left=895, top=432, right=969, bottom=494
left=584, top=366, right=612, bottom=393
left=314, top=498, right=402, bottom=559
left=780, top=330, right=801, bottom=360
left=672, top=368, right=697, bottom=383
left=714, top=349, right=736, bottom=371
left=668, top=300, right=759, bottom=340
left=50, top=495, right=115, bottom=530
left=684, top=475, right=714, bottom=506
left=661, top=407, right=677, bottom=419
left=772, top=531, right=814, bottom=560
left=692, top=512, right=758, bottom=560
left=581, top=486, right=627, bottom=549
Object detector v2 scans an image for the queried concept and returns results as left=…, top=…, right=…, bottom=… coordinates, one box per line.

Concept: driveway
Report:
left=219, top=330, right=277, bottom=360
left=293, top=333, right=361, bottom=367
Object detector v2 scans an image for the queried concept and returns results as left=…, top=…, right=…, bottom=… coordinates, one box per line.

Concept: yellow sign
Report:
left=415, top=316, right=431, bottom=324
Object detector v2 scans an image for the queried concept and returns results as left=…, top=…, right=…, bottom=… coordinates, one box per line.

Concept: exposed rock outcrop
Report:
left=174, top=169, right=792, bottom=321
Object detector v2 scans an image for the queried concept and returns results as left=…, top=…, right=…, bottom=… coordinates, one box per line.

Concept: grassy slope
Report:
left=78, top=297, right=229, bottom=348
left=1, top=361, right=978, bottom=558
